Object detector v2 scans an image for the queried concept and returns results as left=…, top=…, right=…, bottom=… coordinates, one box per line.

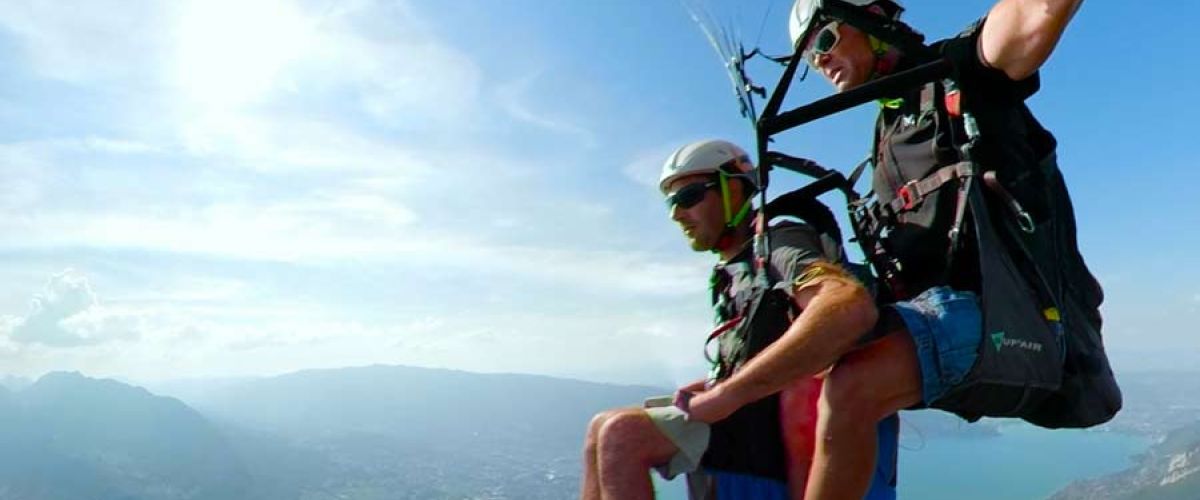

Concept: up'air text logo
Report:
left=991, top=332, right=1044, bottom=353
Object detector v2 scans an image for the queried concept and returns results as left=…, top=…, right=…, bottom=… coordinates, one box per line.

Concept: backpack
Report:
left=852, top=72, right=1121, bottom=427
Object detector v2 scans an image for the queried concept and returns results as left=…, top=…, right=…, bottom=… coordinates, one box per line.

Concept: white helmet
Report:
left=788, top=0, right=904, bottom=50
left=659, top=139, right=755, bottom=195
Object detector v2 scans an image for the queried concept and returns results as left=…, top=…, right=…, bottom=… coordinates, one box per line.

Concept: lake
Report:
left=898, top=423, right=1149, bottom=499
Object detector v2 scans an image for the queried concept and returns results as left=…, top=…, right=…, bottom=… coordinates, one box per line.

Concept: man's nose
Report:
left=670, top=203, right=687, bottom=222
left=811, top=51, right=832, bottom=69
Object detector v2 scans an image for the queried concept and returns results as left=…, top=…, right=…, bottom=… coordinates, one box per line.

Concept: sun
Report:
left=171, top=0, right=314, bottom=110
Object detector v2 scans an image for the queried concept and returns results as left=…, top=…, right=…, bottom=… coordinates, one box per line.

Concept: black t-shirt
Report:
left=872, top=17, right=1057, bottom=292
left=709, top=222, right=833, bottom=325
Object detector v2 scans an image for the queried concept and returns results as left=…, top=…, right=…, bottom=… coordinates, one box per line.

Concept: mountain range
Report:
left=0, top=367, right=1196, bottom=499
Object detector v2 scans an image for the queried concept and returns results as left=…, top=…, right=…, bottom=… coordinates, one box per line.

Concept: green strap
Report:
left=718, top=173, right=755, bottom=228
left=719, top=174, right=733, bottom=223
left=868, top=35, right=904, bottom=109
left=728, top=197, right=753, bottom=227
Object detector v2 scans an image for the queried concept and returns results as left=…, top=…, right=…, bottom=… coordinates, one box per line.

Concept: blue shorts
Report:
left=889, top=286, right=982, bottom=406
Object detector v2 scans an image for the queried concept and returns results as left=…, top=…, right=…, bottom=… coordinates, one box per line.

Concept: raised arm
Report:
left=979, top=0, right=1084, bottom=81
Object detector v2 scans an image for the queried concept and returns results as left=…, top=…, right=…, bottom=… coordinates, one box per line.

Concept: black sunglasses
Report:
left=665, top=180, right=717, bottom=210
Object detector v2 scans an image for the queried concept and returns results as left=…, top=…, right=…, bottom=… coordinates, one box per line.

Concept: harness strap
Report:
left=982, top=171, right=1036, bottom=234
left=847, top=156, right=871, bottom=188
left=889, top=161, right=975, bottom=214
left=919, top=81, right=936, bottom=115
left=944, top=174, right=973, bottom=278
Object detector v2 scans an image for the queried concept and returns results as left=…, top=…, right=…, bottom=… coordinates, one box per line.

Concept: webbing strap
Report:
left=944, top=175, right=973, bottom=276
left=847, top=156, right=871, bottom=188
left=887, top=161, right=975, bottom=214
left=981, top=171, right=1036, bottom=234
left=919, top=82, right=936, bottom=115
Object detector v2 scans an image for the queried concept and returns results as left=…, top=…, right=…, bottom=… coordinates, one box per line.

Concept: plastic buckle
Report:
left=897, top=181, right=918, bottom=210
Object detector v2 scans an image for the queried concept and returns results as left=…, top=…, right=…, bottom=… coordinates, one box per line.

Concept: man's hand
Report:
left=675, top=378, right=708, bottom=396
left=672, top=378, right=708, bottom=414
left=678, top=383, right=743, bottom=424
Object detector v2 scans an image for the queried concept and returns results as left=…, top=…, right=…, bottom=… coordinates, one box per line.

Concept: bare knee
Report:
left=821, top=333, right=921, bottom=424
left=597, top=410, right=669, bottom=468
left=585, top=410, right=620, bottom=454
left=821, top=362, right=878, bottom=424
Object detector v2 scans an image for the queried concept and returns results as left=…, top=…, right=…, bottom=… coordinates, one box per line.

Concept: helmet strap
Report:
left=719, top=174, right=733, bottom=224
left=867, top=35, right=900, bottom=80
left=713, top=173, right=756, bottom=254
left=868, top=35, right=905, bottom=109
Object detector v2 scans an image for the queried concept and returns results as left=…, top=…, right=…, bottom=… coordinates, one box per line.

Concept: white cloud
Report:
left=0, top=0, right=172, bottom=84
left=0, top=141, right=49, bottom=211
left=3, top=204, right=415, bottom=263
left=624, top=141, right=687, bottom=190
left=0, top=0, right=710, bottom=384
left=82, top=137, right=162, bottom=155
left=3, top=269, right=135, bottom=347
left=170, top=0, right=314, bottom=110
left=490, top=245, right=705, bottom=296
left=497, top=73, right=596, bottom=147
left=349, top=38, right=483, bottom=125
left=176, top=114, right=435, bottom=176
left=113, top=276, right=253, bottom=307
left=0, top=0, right=484, bottom=167
left=167, top=0, right=484, bottom=158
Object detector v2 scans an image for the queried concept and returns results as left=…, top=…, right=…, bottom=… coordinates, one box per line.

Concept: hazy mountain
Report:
left=162, top=364, right=997, bottom=442
left=0, top=372, right=250, bottom=500
left=0, top=384, right=11, bottom=410
left=0, top=366, right=669, bottom=499
left=1099, top=371, right=1200, bottom=437
left=156, top=364, right=1010, bottom=498
left=0, top=375, right=30, bottom=392
left=163, top=364, right=665, bottom=448
left=1047, top=372, right=1200, bottom=500
left=1052, top=420, right=1200, bottom=499
left=3, top=366, right=1174, bottom=499
left=159, top=364, right=669, bottom=499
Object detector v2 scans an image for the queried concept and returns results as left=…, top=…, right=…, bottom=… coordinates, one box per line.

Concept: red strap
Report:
left=707, top=315, right=743, bottom=344
left=945, top=90, right=962, bottom=118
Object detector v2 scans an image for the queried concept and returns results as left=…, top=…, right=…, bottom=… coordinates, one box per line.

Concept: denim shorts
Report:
left=889, top=286, right=983, bottom=406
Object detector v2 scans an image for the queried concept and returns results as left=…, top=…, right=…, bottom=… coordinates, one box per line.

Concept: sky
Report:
left=0, top=0, right=1195, bottom=387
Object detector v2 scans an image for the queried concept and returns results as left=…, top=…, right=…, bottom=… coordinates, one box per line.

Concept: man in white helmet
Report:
left=580, top=139, right=898, bottom=500
left=671, top=1, right=1095, bottom=499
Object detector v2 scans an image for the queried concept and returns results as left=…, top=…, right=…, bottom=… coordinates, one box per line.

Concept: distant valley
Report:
left=0, top=367, right=1195, bottom=499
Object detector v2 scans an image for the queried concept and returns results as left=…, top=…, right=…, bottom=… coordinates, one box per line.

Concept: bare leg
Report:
left=596, top=409, right=680, bottom=500
left=804, top=331, right=922, bottom=500
left=581, top=410, right=619, bottom=500
left=780, top=377, right=823, bottom=500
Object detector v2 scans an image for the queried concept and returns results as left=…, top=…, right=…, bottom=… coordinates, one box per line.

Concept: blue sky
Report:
left=0, top=0, right=1194, bottom=386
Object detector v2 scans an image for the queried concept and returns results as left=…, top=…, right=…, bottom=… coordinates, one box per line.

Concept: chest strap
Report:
left=889, top=161, right=975, bottom=214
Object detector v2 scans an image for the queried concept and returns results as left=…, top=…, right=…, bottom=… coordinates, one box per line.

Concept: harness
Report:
left=701, top=199, right=845, bottom=481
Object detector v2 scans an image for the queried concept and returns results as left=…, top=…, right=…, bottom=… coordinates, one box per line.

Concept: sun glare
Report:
left=172, top=0, right=314, bottom=109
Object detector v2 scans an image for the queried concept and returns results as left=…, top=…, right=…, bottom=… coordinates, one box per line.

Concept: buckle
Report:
left=897, top=181, right=919, bottom=210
